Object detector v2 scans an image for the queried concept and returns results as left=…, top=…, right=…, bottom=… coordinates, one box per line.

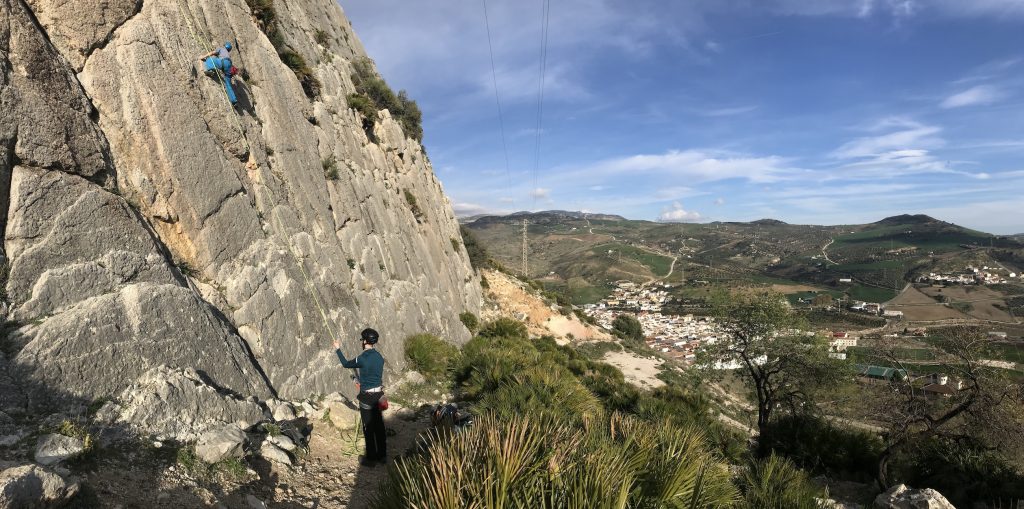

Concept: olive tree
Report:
left=698, top=292, right=846, bottom=440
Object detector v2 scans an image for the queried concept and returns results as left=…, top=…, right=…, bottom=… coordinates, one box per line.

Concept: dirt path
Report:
left=822, top=238, right=837, bottom=265
left=74, top=405, right=435, bottom=509
left=601, top=350, right=666, bottom=389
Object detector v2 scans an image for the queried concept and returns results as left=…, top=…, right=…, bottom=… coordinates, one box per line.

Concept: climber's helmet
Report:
left=224, top=41, right=233, bottom=51
left=361, top=328, right=379, bottom=345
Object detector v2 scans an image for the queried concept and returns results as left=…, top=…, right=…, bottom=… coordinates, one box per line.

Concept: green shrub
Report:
left=403, top=189, right=424, bottom=220
left=404, top=333, right=459, bottom=382
left=279, top=50, right=320, bottom=98
left=217, top=457, right=248, bottom=480
left=611, top=314, right=644, bottom=343
left=346, top=93, right=378, bottom=142
left=477, top=317, right=528, bottom=340
left=346, top=258, right=356, bottom=270
left=263, top=423, right=282, bottom=436
left=322, top=156, right=339, bottom=180
left=458, top=226, right=492, bottom=271
left=57, top=420, right=94, bottom=453
left=893, top=437, right=1024, bottom=507
left=245, top=0, right=320, bottom=98
left=458, top=311, right=479, bottom=332
left=741, top=453, right=824, bottom=509
left=349, top=57, right=423, bottom=142
left=373, top=412, right=739, bottom=508
left=314, top=29, right=330, bottom=46
left=477, top=365, right=604, bottom=425
left=577, top=341, right=622, bottom=360
left=176, top=446, right=210, bottom=479
left=760, top=414, right=882, bottom=482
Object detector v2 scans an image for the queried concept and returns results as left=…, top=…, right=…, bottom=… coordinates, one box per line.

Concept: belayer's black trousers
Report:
left=357, top=391, right=386, bottom=461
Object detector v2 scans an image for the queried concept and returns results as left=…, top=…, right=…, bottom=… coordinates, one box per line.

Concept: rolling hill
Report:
left=464, top=212, right=1024, bottom=309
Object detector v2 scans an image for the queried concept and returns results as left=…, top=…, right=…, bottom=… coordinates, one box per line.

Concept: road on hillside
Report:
left=822, top=238, right=837, bottom=265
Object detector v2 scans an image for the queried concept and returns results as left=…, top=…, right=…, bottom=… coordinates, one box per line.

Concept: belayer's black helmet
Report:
left=361, top=328, right=379, bottom=345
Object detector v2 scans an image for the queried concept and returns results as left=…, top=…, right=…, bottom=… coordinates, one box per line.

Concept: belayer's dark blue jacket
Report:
left=337, top=348, right=384, bottom=391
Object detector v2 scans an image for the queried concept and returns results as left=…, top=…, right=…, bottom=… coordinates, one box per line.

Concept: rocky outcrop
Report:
left=0, top=464, right=80, bottom=508
left=96, top=366, right=265, bottom=442
left=1, top=0, right=479, bottom=429
left=33, top=434, right=84, bottom=467
left=874, top=484, right=955, bottom=509
left=194, top=424, right=247, bottom=464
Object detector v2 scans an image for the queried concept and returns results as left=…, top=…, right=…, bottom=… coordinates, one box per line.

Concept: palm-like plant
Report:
left=740, top=453, right=824, bottom=509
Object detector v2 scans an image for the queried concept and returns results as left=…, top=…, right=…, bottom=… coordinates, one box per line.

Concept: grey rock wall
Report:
left=1, top=0, right=480, bottom=420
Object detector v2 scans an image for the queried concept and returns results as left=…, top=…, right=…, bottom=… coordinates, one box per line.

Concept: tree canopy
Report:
left=699, top=292, right=846, bottom=439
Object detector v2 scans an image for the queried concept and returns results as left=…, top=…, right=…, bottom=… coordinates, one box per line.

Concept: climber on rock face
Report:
left=334, top=328, right=388, bottom=467
left=200, top=41, right=238, bottom=105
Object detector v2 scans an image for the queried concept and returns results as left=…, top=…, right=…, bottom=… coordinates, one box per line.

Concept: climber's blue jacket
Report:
left=337, top=348, right=384, bottom=391
left=204, top=56, right=237, bottom=105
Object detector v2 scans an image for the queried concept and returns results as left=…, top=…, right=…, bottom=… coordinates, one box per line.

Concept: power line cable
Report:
left=531, top=0, right=551, bottom=210
left=481, top=0, right=514, bottom=206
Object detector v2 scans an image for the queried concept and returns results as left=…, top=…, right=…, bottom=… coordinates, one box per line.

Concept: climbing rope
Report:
left=174, top=0, right=251, bottom=153
left=172, top=0, right=362, bottom=378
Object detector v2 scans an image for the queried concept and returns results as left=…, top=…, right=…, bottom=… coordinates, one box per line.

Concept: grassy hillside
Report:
left=375, top=320, right=830, bottom=508
left=465, top=212, right=1024, bottom=312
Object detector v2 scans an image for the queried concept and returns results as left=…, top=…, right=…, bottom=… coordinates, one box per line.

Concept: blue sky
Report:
left=341, top=0, right=1024, bottom=234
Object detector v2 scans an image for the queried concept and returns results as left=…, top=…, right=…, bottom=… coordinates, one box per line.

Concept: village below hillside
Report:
left=583, top=279, right=1020, bottom=377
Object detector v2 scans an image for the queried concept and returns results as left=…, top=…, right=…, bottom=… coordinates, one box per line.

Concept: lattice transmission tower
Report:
left=521, top=218, right=529, bottom=277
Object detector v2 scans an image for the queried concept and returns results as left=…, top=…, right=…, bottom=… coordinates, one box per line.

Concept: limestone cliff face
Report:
left=0, top=0, right=480, bottom=414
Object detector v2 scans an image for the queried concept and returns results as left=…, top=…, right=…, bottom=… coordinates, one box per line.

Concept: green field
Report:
left=597, top=242, right=673, bottom=277
left=832, top=259, right=908, bottom=272
left=785, top=290, right=845, bottom=305
left=848, top=346, right=937, bottom=361
left=984, top=343, right=1024, bottom=363
left=847, top=285, right=897, bottom=302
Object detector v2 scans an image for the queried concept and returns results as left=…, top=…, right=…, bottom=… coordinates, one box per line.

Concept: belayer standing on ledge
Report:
left=334, top=328, right=387, bottom=467
left=200, top=41, right=238, bottom=105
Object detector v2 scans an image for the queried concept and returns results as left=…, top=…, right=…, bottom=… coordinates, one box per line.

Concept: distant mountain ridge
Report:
left=467, top=210, right=626, bottom=224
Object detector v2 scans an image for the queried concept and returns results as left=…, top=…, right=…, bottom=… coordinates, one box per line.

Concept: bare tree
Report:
left=867, top=326, right=1024, bottom=488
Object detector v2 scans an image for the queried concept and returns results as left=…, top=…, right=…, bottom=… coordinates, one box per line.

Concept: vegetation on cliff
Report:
left=374, top=318, right=827, bottom=508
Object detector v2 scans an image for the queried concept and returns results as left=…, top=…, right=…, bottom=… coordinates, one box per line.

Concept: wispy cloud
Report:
left=832, top=118, right=943, bottom=159
left=529, top=187, right=551, bottom=199
left=453, top=202, right=510, bottom=217
left=653, top=186, right=703, bottom=200
left=700, top=105, right=758, bottom=117
left=582, top=149, right=799, bottom=184
left=659, top=202, right=702, bottom=222
left=941, top=85, right=1004, bottom=108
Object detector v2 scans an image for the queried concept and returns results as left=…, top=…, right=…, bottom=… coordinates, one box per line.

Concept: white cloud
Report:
left=529, top=187, right=551, bottom=199
left=584, top=149, right=798, bottom=184
left=767, top=0, right=1024, bottom=19
left=653, top=186, right=701, bottom=200
left=714, top=197, right=725, bottom=205
left=658, top=202, right=702, bottom=222
left=453, top=202, right=509, bottom=217
left=940, top=85, right=1004, bottom=108
left=831, top=120, right=943, bottom=159
left=701, top=105, right=758, bottom=117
